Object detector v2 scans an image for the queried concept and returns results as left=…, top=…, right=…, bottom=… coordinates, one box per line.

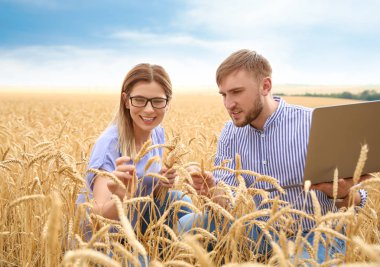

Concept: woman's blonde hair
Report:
left=113, top=63, right=172, bottom=158
left=216, top=49, right=272, bottom=86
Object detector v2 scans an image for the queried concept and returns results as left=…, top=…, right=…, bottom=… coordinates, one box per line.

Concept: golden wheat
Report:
left=1, top=93, right=379, bottom=267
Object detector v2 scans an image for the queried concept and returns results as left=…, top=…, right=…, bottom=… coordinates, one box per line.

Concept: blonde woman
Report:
left=77, top=63, right=191, bottom=235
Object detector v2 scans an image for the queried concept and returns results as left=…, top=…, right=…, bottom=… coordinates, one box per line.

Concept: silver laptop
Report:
left=303, top=100, right=380, bottom=184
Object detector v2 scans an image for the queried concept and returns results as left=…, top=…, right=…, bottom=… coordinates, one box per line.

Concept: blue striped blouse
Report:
left=213, top=96, right=335, bottom=231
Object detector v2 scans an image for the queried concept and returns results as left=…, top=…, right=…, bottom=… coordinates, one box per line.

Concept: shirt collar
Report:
left=262, top=96, right=285, bottom=130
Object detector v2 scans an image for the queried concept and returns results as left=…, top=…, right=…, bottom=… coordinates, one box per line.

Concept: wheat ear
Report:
left=133, top=138, right=152, bottom=164
left=183, top=234, right=214, bottom=267
left=86, top=225, right=110, bottom=248
left=111, top=194, right=147, bottom=257
left=111, top=241, right=141, bottom=267
left=353, top=144, right=368, bottom=185
left=332, top=168, right=339, bottom=205
left=8, top=194, right=46, bottom=209
left=88, top=169, right=126, bottom=191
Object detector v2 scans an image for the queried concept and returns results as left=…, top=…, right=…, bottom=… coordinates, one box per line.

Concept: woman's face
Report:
left=124, top=81, right=168, bottom=135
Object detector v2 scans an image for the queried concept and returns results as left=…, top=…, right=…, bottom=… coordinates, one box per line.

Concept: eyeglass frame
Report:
left=129, top=96, right=169, bottom=109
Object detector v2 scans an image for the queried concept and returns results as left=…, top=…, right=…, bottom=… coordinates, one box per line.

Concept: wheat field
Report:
left=0, top=92, right=379, bottom=267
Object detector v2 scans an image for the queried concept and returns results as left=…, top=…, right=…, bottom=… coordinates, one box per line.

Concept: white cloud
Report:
left=109, top=29, right=295, bottom=68
left=0, top=46, right=124, bottom=88
left=1, top=1, right=380, bottom=91
left=179, top=0, right=380, bottom=36
left=0, top=45, right=220, bottom=90
left=169, top=0, right=380, bottom=86
left=111, top=30, right=235, bottom=51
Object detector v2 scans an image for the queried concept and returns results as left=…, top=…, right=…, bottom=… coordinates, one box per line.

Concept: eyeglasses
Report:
left=129, top=96, right=168, bottom=109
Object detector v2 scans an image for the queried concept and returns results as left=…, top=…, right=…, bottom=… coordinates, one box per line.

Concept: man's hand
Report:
left=310, top=174, right=372, bottom=199
left=186, top=165, right=215, bottom=196
left=310, top=178, right=353, bottom=199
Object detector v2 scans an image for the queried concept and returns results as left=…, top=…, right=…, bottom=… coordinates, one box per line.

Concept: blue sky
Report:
left=1, top=0, right=380, bottom=93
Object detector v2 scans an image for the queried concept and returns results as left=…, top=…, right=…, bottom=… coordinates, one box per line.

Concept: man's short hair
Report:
left=216, top=49, right=272, bottom=86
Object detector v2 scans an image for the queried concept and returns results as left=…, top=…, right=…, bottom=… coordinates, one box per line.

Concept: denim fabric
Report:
left=140, top=190, right=193, bottom=233
left=178, top=212, right=346, bottom=264
left=109, top=190, right=193, bottom=266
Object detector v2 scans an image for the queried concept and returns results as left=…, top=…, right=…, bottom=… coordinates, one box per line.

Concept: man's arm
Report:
left=310, top=174, right=372, bottom=208
left=186, top=165, right=215, bottom=195
left=187, top=165, right=233, bottom=208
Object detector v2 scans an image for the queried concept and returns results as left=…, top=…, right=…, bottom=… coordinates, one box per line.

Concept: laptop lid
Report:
left=303, top=100, right=380, bottom=185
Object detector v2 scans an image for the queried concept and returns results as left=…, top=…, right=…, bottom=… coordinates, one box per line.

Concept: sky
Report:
left=1, top=0, right=380, bottom=93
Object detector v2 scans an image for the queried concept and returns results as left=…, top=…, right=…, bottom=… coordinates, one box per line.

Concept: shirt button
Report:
left=261, top=134, right=265, bottom=138
left=262, top=160, right=267, bottom=165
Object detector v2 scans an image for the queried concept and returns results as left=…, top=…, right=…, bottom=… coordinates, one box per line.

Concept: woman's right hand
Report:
left=109, top=156, right=137, bottom=199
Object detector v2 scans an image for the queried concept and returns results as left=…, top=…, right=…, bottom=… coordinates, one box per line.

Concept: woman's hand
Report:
left=153, top=166, right=177, bottom=197
left=109, top=156, right=137, bottom=199
left=157, top=166, right=177, bottom=189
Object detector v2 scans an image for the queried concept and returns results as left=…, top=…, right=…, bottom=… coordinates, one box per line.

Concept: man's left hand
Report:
left=310, top=174, right=372, bottom=198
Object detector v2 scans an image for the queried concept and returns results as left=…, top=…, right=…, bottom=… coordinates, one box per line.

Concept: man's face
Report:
left=218, top=69, right=263, bottom=127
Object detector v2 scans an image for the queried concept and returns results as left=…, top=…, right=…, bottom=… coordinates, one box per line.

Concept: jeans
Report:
left=137, top=190, right=193, bottom=233
left=111, top=190, right=193, bottom=266
left=178, top=212, right=346, bottom=264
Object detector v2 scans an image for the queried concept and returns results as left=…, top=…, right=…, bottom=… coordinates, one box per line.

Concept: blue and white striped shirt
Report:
left=213, top=97, right=335, bottom=231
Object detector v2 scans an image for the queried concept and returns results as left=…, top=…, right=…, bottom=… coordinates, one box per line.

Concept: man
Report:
left=181, top=49, right=367, bottom=263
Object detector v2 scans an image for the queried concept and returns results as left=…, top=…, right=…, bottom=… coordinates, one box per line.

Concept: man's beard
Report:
left=232, top=96, right=263, bottom=127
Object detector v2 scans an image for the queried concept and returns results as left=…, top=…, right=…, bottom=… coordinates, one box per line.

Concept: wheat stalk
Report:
left=268, top=241, right=287, bottom=267
left=45, top=191, right=63, bottom=267
left=8, top=194, right=46, bottom=209
left=203, top=201, right=234, bottom=222
left=86, top=224, right=110, bottom=248
left=61, top=249, right=121, bottom=267
left=111, top=241, right=141, bottom=267
left=111, top=194, right=147, bottom=257
left=88, top=169, right=126, bottom=191
left=183, top=234, right=214, bottom=267
left=333, top=168, right=339, bottom=204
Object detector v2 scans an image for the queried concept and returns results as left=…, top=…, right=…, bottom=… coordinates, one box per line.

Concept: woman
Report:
left=77, top=63, right=192, bottom=236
